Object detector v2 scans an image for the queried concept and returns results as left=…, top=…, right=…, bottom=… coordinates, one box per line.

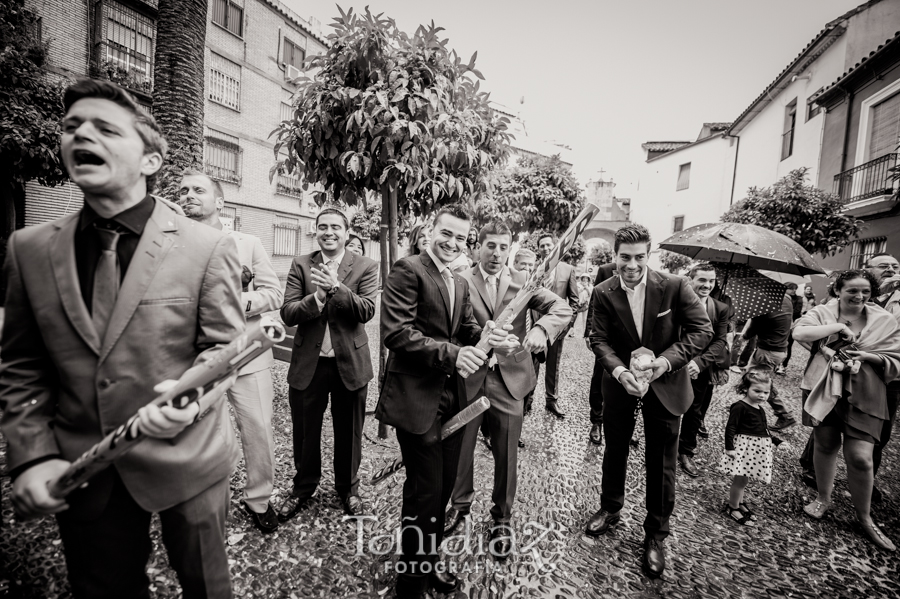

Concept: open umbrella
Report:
left=660, top=223, right=825, bottom=276
left=716, top=265, right=787, bottom=320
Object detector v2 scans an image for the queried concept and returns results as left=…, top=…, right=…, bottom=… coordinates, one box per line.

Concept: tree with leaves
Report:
left=273, top=6, right=510, bottom=283
left=589, top=240, right=614, bottom=266
left=0, top=0, right=69, bottom=303
left=659, top=250, right=692, bottom=274
left=475, top=155, right=584, bottom=237
left=521, top=230, right=586, bottom=266
left=721, top=167, right=862, bottom=257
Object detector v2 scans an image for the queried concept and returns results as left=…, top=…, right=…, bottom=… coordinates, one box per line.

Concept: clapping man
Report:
left=585, top=224, right=711, bottom=578
left=535, top=232, right=580, bottom=418
left=279, top=208, right=379, bottom=520
left=375, top=204, right=514, bottom=599
left=677, top=263, right=733, bottom=477
left=445, top=222, right=571, bottom=555
left=0, top=80, right=243, bottom=598
left=178, top=170, right=284, bottom=533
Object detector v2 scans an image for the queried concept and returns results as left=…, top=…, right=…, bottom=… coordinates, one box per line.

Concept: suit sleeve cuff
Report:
left=662, top=357, right=672, bottom=372
left=8, top=455, right=63, bottom=482
left=612, top=366, right=627, bottom=381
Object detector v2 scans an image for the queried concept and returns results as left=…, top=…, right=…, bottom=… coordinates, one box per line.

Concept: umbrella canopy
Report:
left=717, top=265, right=788, bottom=321
left=660, top=222, right=825, bottom=276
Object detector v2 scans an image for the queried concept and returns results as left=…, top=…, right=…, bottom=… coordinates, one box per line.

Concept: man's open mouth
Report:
left=73, top=149, right=105, bottom=166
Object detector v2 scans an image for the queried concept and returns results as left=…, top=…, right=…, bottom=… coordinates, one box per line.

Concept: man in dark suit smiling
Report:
left=585, top=224, right=712, bottom=578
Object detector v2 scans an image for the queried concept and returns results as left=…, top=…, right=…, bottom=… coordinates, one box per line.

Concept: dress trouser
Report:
left=56, top=470, right=232, bottom=599
left=523, top=354, right=542, bottom=412
left=451, top=369, right=523, bottom=523
left=288, top=357, right=366, bottom=500
left=395, top=383, right=463, bottom=596
left=537, top=335, right=565, bottom=402
left=679, top=370, right=713, bottom=457
left=600, top=384, right=681, bottom=541
left=227, top=367, right=275, bottom=512
left=800, top=381, right=900, bottom=475
left=588, top=357, right=605, bottom=425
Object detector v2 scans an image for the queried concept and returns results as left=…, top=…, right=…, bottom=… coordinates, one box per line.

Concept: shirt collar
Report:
left=79, top=195, right=155, bottom=235
left=321, top=249, right=345, bottom=267
left=426, top=246, right=451, bottom=274
left=479, top=264, right=503, bottom=281
left=619, top=267, right=648, bottom=292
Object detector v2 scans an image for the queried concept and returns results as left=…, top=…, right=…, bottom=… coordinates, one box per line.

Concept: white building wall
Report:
left=632, top=136, right=735, bottom=269
left=731, top=35, right=846, bottom=203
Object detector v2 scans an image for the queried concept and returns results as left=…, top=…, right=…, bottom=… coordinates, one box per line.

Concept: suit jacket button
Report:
left=316, top=342, right=321, bottom=347
left=99, top=379, right=111, bottom=389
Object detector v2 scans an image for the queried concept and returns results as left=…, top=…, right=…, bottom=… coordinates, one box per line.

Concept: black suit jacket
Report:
left=588, top=269, right=713, bottom=415
left=693, top=297, right=734, bottom=372
left=584, top=262, right=617, bottom=337
left=375, top=253, right=482, bottom=435
left=281, top=251, right=379, bottom=391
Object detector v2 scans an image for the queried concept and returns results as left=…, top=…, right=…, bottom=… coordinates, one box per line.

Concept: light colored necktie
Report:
left=441, top=268, right=455, bottom=317
left=526, top=308, right=533, bottom=331
left=486, top=274, right=497, bottom=309
left=92, top=224, right=122, bottom=342
left=320, top=260, right=334, bottom=356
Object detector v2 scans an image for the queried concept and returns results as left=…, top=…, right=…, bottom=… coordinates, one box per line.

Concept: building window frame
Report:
left=672, top=215, right=684, bottom=233
left=273, top=215, right=300, bottom=256
left=282, top=37, right=306, bottom=69
left=676, top=163, right=691, bottom=191
left=781, top=99, right=797, bottom=161
left=97, top=0, right=156, bottom=94
left=854, top=78, right=900, bottom=167
left=849, top=236, right=887, bottom=269
left=806, top=87, right=823, bottom=122
left=211, top=0, right=243, bottom=38
left=204, top=127, right=242, bottom=185
left=208, top=51, right=241, bottom=111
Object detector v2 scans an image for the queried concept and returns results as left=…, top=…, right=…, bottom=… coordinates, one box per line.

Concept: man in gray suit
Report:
left=178, top=170, right=284, bottom=534
left=445, top=222, right=571, bottom=555
left=0, top=80, right=243, bottom=598
left=536, top=232, right=580, bottom=418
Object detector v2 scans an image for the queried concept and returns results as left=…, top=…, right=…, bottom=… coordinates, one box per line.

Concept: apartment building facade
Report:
left=23, top=0, right=329, bottom=280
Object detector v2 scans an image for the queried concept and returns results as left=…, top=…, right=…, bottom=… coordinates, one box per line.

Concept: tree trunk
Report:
left=388, top=186, right=400, bottom=266
left=0, top=180, right=25, bottom=307
left=152, top=0, right=208, bottom=199
left=377, top=185, right=391, bottom=439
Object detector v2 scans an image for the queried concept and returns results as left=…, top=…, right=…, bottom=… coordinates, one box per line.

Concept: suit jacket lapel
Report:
left=495, top=267, right=511, bottom=315
left=641, top=270, right=664, bottom=346
left=49, top=214, right=101, bottom=354
left=608, top=277, right=641, bottom=347
left=99, top=201, right=175, bottom=364
left=470, top=267, right=494, bottom=317
left=337, top=251, right=353, bottom=283
left=451, top=270, right=465, bottom=332
left=421, top=253, right=452, bottom=326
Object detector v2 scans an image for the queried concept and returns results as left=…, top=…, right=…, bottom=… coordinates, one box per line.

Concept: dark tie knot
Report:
left=94, top=222, right=123, bottom=251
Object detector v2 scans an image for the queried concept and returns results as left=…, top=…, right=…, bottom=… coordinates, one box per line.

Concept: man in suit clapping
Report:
left=585, top=224, right=712, bottom=578
left=375, top=204, right=515, bottom=599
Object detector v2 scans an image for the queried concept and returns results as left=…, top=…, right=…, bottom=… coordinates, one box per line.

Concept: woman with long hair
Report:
left=407, top=223, right=431, bottom=256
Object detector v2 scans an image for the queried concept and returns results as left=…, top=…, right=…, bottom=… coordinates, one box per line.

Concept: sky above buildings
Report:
left=285, top=0, right=868, bottom=197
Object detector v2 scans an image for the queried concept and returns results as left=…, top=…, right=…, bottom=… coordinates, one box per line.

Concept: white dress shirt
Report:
left=611, top=268, right=670, bottom=381
left=314, top=249, right=345, bottom=358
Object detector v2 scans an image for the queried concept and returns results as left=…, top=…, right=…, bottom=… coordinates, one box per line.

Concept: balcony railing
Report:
left=833, top=153, right=899, bottom=204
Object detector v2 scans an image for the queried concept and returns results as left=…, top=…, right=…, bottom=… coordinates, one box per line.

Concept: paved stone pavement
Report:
left=1, top=312, right=899, bottom=598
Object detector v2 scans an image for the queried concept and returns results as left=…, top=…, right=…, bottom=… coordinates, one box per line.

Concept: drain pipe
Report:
left=728, top=134, right=740, bottom=206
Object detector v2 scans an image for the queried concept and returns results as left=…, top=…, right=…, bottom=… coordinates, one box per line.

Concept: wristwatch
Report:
left=327, top=283, right=339, bottom=296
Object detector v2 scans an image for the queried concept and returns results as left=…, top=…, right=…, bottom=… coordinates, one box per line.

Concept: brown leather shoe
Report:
left=584, top=508, right=619, bottom=536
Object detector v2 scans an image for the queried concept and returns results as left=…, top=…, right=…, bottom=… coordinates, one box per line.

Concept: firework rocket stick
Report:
left=48, top=318, right=287, bottom=499
left=467, top=199, right=603, bottom=361
left=368, top=396, right=491, bottom=485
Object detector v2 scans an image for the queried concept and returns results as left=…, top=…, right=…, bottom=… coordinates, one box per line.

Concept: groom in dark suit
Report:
left=375, top=204, right=514, bottom=599
left=585, top=224, right=711, bottom=578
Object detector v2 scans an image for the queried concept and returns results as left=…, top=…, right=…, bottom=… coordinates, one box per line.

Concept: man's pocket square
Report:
left=657, top=309, right=671, bottom=317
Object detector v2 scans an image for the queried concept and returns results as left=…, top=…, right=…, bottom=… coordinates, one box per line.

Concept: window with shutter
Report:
left=283, top=38, right=306, bottom=69
left=676, top=163, right=690, bottom=191
left=211, top=0, right=243, bottom=37
left=781, top=99, right=797, bottom=161
left=673, top=216, right=684, bottom=232
left=868, top=93, right=900, bottom=161
left=209, top=52, right=241, bottom=110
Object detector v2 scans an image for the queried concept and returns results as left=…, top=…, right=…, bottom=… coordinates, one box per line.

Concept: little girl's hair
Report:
left=734, top=368, right=778, bottom=399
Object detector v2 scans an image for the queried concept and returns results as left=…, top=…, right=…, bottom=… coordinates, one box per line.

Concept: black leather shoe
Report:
left=589, top=424, right=602, bottom=445
left=643, top=537, right=666, bottom=578
left=546, top=400, right=566, bottom=419
left=277, top=494, right=312, bottom=522
left=341, top=494, right=365, bottom=516
left=242, top=501, right=279, bottom=534
left=429, top=569, right=459, bottom=593
left=584, top=508, right=620, bottom=536
left=518, top=439, right=525, bottom=448
left=698, top=425, right=709, bottom=439
left=679, top=454, right=700, bottom=477
left=489, top=522, right=513, bottom=560
left=444, top=507, right=468, bottom=535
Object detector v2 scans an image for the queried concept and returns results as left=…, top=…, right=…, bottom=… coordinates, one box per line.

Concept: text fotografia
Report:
left=344, top=515, right=565, bottom=571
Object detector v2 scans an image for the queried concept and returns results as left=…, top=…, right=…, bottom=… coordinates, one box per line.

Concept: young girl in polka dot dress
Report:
left=720, top=368, right=783, bottom=525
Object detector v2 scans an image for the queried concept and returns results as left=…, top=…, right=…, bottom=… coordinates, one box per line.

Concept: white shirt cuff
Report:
left=314, top=293, right=325, bottom=311
left=662, top=357, right=672, bottom=372
left=612, top=366, right=627, bottom=381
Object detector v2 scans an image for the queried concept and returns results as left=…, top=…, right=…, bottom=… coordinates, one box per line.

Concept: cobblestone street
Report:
left=2, top=309, right=899, bottom=598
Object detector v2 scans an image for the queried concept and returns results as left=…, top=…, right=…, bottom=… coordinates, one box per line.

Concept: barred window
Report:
left=204, top=127, right=241, bottom=184
left=106, top=1, right=155, bottom=90
left=209, top=52, right=241, bottom=110
left=850, top=236, right=887, bottom=269
left=274, top=215, right=300, bottom=256
left=276, top=173, right=304, bottom=198
left=211, top=0, right=243, bottom=37
left=219, top=205, right=240, bottom=232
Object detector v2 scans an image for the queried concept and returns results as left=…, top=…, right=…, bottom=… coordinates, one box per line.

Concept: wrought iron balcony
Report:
left=833, top=153, right=899, bottom=205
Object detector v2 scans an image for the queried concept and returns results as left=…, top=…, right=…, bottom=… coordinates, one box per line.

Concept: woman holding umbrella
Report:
left=793, top=270, right=899, bottom=551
